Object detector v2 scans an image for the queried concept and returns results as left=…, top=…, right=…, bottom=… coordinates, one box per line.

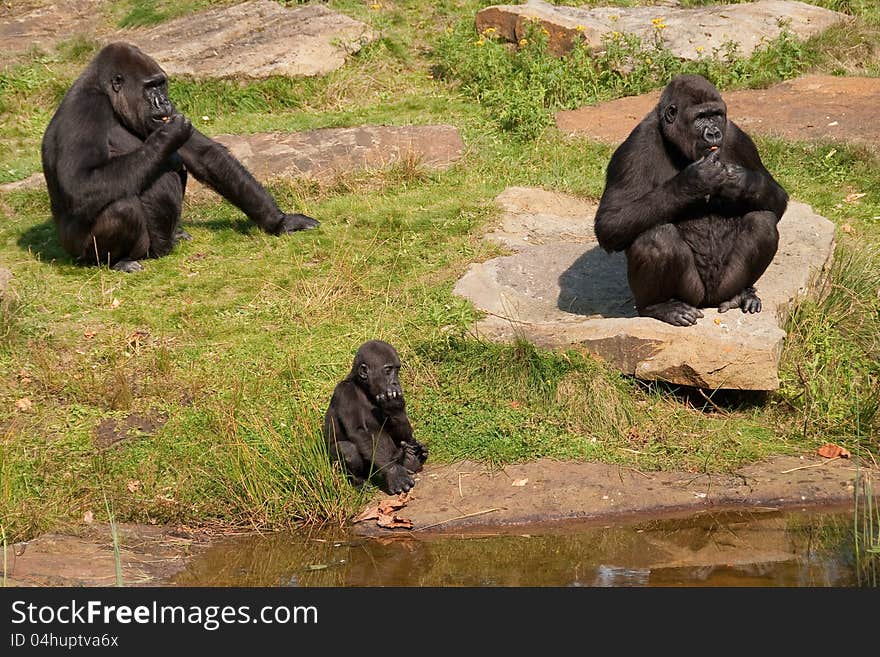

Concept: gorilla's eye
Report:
left=384, top=366, right=394, bottom=375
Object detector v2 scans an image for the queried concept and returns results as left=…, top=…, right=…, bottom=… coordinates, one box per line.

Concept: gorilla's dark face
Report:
left=99, top=42, right=176, bottom=139
left=352, top=340, right=404, bottom=407
left=658, top=74, right=728, bottom=162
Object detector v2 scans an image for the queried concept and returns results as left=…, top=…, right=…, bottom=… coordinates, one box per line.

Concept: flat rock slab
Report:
left=557, top=75, right=880, bottom=149
left=453, top=187, right=836, bottom=390
left=212, top=125, right=465, bottom=182
left=356, top=455, right=876, bottom=535
left=476, top=0, right=846, bottom=59
left=0, top=125, right=465, bottom=194
left=0, top=0, right=103, bottom=60
left=118, top=0, right=375, bottom=78
left=1, top=525, right=206, bottom=587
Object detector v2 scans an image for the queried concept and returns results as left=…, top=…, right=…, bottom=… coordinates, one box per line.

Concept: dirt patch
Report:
left=94, top=410, right=167, bottom=450
left=355, top=453, right=878, bottom=536
left=556, top=75, right=880, bottom=150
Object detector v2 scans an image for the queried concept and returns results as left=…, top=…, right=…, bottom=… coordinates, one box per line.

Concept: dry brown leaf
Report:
left=126, top=480, right=141, bottom=493
left=352, top=506, right=380, bottom=523
left=83, top=510, right=94, bottom=524
left=376, top=513, right=413, bottom=529
left=844, top=192, right=866, bottom=203
left=377, top=493, right=409, bottom=515
left=109, top=298, right=120, bottom=309
left=841, top=223, right=854, bottom=234
left=84, top=330, right=97, bottom=338
left=14, top=397, right=32, bottom=412
left=511, top=478, right=529, bottom=487
left=817, top=443, right=850, bottom=459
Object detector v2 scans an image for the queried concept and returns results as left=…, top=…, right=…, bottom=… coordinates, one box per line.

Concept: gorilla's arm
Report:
left=594, top=123, right=718, bottom=253
left=333, top=383, right=414, bottom=492
left=177, top=129, right=317, bottom=235
left=716, top=124, right=789, bottom=219
left=45, top=94, right=190, bottom=221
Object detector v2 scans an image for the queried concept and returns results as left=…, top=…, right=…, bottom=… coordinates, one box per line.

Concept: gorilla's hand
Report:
left=152, top=113, right=193, bottom=154
left=716, top=162, right=751, bottom=200
left=402, top=440, right=428, bottom=473
left=682, top=151, right=729, bottom=197
left=385, top=463, right=415, bottom=495
left=278, top=213, right=319, bottom=233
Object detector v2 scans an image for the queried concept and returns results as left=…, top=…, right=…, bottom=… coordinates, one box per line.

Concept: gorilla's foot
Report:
left=718, top=286, right=762, bottom=314
left=641, top=300, right=704, bottom=327
left=384, top=463, right=415, bottom=495
left=174, top=228, right=193, bottom=242
left=111, top=259, right=144, bottom=273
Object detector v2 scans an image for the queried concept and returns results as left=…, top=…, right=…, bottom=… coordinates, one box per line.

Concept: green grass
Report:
left=0, top=0, right=878, bottom=542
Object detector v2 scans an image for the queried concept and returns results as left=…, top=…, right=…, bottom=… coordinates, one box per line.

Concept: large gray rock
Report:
left=0, top=0, right=103, bottom=60
left=119, top=0, right=376, bottom=78
left=453, top=187, right=836, bottom=390
left=2, top=125, right=465, bottom=195
left=211, top=125, right=465, bottom=182
left=476, top=0, right=847, bottom=59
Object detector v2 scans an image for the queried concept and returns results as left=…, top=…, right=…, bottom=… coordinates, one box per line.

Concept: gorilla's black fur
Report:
left=41, top=42, right=318, bottom=272
left=594, top=74, right=788, bottom=326
left=323, top=340, right=428, bottom=495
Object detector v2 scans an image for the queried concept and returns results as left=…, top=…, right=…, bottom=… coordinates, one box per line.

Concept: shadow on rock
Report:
left=557, top=245, right=636, bottom=319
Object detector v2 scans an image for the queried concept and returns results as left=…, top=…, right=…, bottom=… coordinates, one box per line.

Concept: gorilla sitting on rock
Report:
left=594, top=74, right=789, bottom=326
left=324, top=340, right=428, bottom=495
left=41, top=42, right=318, bottom=272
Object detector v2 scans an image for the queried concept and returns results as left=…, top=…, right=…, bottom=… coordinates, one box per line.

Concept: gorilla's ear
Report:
left=358, top=363, right=369, bottom=379
left=663, top=104, right=677, bottom=124
left=111, top=74, right=124, bottom=93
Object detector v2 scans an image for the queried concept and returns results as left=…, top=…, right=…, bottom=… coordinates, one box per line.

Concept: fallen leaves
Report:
left=817, top=443, right=851, bottom=459
left=14, top=397, right=32, bottom=412
left=511, top=478, right=529, bottom=487
left=353, top=493, right=413, bottom=530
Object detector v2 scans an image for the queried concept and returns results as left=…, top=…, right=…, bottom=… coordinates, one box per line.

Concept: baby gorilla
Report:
left=323, top=340, right=428, bottom=494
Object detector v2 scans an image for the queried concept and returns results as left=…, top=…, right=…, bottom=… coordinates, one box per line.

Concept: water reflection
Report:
left=171, top=508, right=858, bottom=587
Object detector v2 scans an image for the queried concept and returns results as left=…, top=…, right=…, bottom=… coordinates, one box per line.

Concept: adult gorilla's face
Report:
left=659, top=74, right=728, bottom=162
left=99, top=42, right=176, bottom=139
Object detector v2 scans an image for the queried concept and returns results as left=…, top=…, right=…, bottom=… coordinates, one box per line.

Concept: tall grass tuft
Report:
left=102, top=492, right=124, bottom=587
left=779, top=241, right=880, bottom=446
left=201, top=399, right=363, bottom=529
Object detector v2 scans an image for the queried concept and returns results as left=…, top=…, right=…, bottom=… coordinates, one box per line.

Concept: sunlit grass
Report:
left=0, top=0, right=878, bottom=542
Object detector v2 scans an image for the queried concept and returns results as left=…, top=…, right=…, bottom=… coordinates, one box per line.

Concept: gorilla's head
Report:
left=658, top=74, right=728, bottom=162
left=350, top=340, right=405, bottom=408
left=94, top=42, right=176, bottom=139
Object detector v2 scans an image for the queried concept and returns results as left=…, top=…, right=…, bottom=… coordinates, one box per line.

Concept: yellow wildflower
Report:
left=482, top=27, right=496, bottom=36
left=370, top=3, right=381, bottom=9
left=475, top=38, right=485, bottom=46
left=519, top=38, right=529, bottom=46
left=696, top=45, right=704, bottom=53
left=645, top=56, right=652, bottom=65
left=541, top=28, right=550, bottom=36
left=575, top=25, right=585, bottom=32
